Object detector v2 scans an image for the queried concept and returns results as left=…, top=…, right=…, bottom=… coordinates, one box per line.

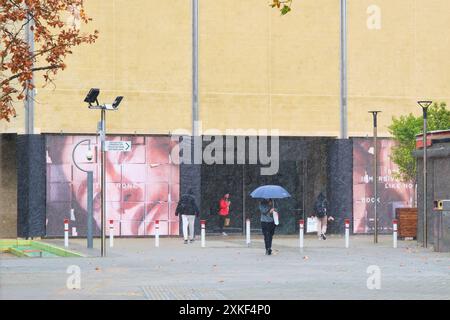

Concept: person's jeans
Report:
left=182, top=214, right=196, bottom=240
left=261, top=221, right=276, bottom=250
left=317, top=215, right=327, bottom=237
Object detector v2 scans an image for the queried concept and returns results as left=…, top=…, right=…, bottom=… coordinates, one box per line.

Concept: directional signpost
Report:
left=105, top=141, right=132, bottom=152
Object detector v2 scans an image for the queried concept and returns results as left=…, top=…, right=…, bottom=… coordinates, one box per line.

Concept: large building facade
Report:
left=1, top=1, right=449, bottom=238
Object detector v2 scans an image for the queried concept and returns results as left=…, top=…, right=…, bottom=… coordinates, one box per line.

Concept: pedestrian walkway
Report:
left=1, top=235, right=449, bottom=300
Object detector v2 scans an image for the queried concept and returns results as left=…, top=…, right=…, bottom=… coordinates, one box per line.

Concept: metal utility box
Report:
left=432, top=200, right=450, bottom=252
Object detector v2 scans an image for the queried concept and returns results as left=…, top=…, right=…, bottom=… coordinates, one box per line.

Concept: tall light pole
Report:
left=84, top=89, right=124, bottom=257
left=369, top=111, right=381, bottom=243
left=340, top=0, right=348, bottom=139
left=25, top=4, right=35, bottom=134
left=192, top=0, right=199, bottom=137
left=418, top=100, right=432, bottom=248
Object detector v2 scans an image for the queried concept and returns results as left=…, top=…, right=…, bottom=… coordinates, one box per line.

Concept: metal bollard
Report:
left=201, top=220, right=206, bottom=248
left=155, top=220, right=160, bottom=247
left=345, top=218, right=350, bottom=248
left=299, top=219, right=304, bottom=251
left=246, top=218, right=251, bottom=247
left=109, top=219, right=114, bottom=248
left=393, top=219, right=398, bottom=248
left=64, top=218, right=69, bottom=247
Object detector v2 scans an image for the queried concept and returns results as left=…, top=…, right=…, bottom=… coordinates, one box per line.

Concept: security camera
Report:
left=86, top=149, right=93, bottom=161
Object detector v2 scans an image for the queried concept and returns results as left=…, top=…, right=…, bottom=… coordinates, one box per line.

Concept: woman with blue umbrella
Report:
left=251, top=185, right=291, bottom=255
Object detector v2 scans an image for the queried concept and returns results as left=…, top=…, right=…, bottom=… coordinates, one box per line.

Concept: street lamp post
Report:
left=340, top=0, right=348, bottom=139
left=72, top=139, right=94, bottom=249
left=418, top=100, right=432, bottom=248
left=192, top=0, right=199, bottom=137
left=100, top=108, right=106, bottom=256
left=84, top=89, right=124, bottom=257
left=369, top=111, right=381, bottom=243
left=25, top=4, right=35, bottom=135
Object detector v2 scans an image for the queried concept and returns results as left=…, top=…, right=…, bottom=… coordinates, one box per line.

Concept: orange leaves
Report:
left=0, top=0, right=99, bottom=122
left=271, top=0, right=282, bottom=8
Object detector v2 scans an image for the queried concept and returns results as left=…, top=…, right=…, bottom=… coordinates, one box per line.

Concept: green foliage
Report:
left=388, top=102, right=450, bottom=182
left=281, top=5, right=291, bottom=15
left=270, top=0, right=293, bottom=15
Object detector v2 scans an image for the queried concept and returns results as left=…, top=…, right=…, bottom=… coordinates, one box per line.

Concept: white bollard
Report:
left=299, top=219, right=304, bottom=251
left=246, top=218, right=251, bottom=247
left=201, top=220, right=206, bottom=248
left=345, top=218, right=350, bottom=248
left=393, top=219, right=398, bottom=248
left=155, top=220, right=160, bottom=247
left=109, top=219, right=114, bottom=248
left=64, top=218, right=69, bottom=248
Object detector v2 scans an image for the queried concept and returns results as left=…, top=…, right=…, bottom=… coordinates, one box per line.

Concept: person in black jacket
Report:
left=313, top=192, right=334, bottom=240
left=175, top=189, right=200, bottom=244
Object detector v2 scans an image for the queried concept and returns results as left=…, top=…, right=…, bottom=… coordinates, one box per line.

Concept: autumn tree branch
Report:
left=0, top=0, right=99, bottom=121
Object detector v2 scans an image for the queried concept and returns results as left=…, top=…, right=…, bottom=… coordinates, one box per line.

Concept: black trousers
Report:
left=261, top=221, right=276, bottom=250
left=218, top=215, right=226, bottom=232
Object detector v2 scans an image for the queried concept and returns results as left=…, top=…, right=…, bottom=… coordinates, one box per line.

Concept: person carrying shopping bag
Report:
left=175, top=189, right=200, bottom=244
left=259, top=199, right=276, bottom=255
left=250, top=185, right=291, bottom=255
left=313, top=192, right=334, bottom=240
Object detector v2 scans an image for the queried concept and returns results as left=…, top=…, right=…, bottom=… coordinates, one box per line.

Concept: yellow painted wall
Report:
left=1, top=0, right=449, bottom=137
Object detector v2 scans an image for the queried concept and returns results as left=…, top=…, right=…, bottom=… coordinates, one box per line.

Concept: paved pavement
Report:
left=1, top=235, right=449, bottom=300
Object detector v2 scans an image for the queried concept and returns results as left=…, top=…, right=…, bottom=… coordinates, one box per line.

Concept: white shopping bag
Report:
left=306, top=217, right=318, bottom=233
left=273, top=211, right=279, bottom=225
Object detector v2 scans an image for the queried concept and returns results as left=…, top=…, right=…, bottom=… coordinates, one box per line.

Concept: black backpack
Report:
left=315, top=199, right=327, bottom=217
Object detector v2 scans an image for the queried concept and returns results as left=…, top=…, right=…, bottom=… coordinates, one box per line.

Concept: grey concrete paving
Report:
left=1, top=235, right=449, bottom=300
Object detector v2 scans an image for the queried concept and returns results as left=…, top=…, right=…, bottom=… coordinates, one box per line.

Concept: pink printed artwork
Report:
left=352, top=138, right=414, bottom=233
left=46, top=135, right=180, bottom=236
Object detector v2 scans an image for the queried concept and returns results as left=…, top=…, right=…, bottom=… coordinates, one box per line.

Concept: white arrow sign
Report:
left=105, top=141, right=132, bottom=152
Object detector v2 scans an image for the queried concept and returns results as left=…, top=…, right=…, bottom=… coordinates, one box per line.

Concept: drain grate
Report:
left=141, top=285, right=227, bottom=300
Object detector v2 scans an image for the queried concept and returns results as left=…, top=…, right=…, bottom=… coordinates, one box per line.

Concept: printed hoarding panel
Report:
left=353, top=138, right=415, bottom=233
left=46, top=135, right=180, bottom=236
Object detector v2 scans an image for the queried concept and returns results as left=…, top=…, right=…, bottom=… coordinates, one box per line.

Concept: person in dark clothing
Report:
left=313, top=192, right=334, bottom=240
left=175, top=189, right=200, bottom=244
left=259, top=199, right=276, bottom=255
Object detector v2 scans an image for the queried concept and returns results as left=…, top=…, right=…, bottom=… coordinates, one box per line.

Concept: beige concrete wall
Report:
left=348, top=0, right=450, bottom=136
left=1, top=0, right=449, bottom=137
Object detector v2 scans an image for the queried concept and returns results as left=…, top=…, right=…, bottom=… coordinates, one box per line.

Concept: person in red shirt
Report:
left=218, top=193, right=231, bottom=236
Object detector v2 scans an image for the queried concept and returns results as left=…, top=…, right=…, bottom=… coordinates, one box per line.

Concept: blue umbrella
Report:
left=250, top=185, right=291, bottom=199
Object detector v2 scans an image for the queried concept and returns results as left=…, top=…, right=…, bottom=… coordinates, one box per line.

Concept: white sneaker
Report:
left=222, top=232, right=228, bottom=236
